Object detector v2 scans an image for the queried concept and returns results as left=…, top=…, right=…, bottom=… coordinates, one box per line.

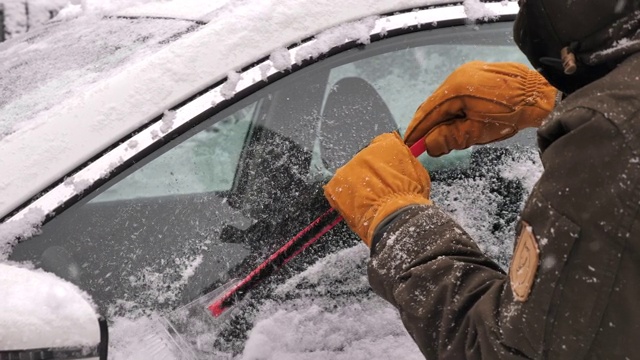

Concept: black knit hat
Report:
left=514, top=0, right=640, bottom=93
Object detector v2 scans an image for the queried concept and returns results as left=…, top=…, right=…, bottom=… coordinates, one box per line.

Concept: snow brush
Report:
left=138, top=138, right=427, bottom=359
left=207, top=138, right=427, bottom=317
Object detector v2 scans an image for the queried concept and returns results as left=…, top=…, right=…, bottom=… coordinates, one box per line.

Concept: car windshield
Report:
left=9, top=21, right=542, bottom=359
left=0, top=16, right=200, bottom=139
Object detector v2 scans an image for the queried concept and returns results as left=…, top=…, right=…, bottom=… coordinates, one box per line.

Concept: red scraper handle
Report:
left=208, top=138, right=427, bottom=317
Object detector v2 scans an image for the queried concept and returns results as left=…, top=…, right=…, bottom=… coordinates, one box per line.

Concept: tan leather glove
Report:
left=323, top=132, right=432, bottom=246
left=404, top=61, right=558, bottom=156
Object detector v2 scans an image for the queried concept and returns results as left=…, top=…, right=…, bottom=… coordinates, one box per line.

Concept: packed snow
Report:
left=463, top=0, right=498, bottom=21
left=221, top=72, right=243, bottom=100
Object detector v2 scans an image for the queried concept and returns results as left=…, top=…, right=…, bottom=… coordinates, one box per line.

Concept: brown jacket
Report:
left=368, top=52, right=640, bottom=359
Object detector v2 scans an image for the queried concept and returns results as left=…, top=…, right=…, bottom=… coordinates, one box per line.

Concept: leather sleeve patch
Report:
left=509, top=222, right=540, bottom=302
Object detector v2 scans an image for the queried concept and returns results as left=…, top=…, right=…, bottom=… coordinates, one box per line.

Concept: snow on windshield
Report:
left=106, top=147, right=542, bottom=359
left=0, top=16, right=197, bottom=140
left=239, top=246, right=424, bottom=360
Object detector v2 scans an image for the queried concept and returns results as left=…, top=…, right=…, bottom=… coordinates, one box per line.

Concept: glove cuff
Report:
left=523, top=70, right=558, bottom=110
left=518, top=69, right=558, bottom=128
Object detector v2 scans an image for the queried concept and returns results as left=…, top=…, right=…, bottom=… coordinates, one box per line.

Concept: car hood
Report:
left=0, top=0, right=465, bottom=219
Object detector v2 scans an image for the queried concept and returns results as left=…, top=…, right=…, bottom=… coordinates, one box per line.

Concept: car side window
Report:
left=326, top=44, right=529, bottom=134
left=95, top=103, right=256, bottom=202
left=323, top=39, right=530, bottom=172
left=9, top=99, right=263, bottom=314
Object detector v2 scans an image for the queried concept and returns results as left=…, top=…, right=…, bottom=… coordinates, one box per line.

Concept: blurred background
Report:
left=0, top=0, right=69, bottom=42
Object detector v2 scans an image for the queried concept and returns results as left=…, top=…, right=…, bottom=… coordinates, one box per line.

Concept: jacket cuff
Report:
left=370, top=205, right=431, bottom=254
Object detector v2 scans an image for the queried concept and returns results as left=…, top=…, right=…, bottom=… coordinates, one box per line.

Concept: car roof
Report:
left=0, top=0, right=504, bottom=219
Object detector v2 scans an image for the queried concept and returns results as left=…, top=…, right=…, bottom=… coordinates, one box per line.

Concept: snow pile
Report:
left=159, top=110, right=177, bottom=134
left=221, top=72, right=243, bottom=100
left=240, top=245, right=422, bottom=360
left=241, top=299, right=423, bottom=360
left=269, top=48, right=292, bottom=71
left=53, top=0, right=230, bottom=21
left=463, top=0, right=498, bottom=21
left=0, top=262, right=100, bottom=349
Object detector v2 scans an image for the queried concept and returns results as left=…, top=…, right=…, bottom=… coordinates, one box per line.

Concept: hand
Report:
left=404, top=61, right=558, bottom=156
left=323, top=132, right=432, bottom=246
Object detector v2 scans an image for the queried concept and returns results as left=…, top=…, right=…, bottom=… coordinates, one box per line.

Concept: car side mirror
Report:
left=0, top=263, right=108, bottom=360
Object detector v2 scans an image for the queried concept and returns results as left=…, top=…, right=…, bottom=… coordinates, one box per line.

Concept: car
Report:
left=0, top=0, right=542, bottom=358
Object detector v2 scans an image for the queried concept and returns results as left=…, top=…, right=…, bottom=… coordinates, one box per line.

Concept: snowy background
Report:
left=1, top=0, right=180, bottom=41
left=1, top=0, right=67, bottom=41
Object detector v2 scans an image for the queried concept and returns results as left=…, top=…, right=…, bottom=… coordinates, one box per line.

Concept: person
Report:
left=323, top=1, right=640, bottom=358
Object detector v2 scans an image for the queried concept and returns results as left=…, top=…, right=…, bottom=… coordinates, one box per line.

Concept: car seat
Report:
left=320, top=77, right=397, bottom=172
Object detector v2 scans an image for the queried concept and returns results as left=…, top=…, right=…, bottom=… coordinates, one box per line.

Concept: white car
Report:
left=0, top=0, right=540, bottom=358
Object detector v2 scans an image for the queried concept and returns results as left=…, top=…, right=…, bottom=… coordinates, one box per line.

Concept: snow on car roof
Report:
left=0, top=0, right=489, bottom=220
left=55, top=0, right=233, bottom=22
left=114, top=0, right=233, bottom=21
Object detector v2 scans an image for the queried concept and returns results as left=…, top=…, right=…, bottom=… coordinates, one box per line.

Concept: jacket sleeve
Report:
left=368, top=205, right=519, bottom=359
